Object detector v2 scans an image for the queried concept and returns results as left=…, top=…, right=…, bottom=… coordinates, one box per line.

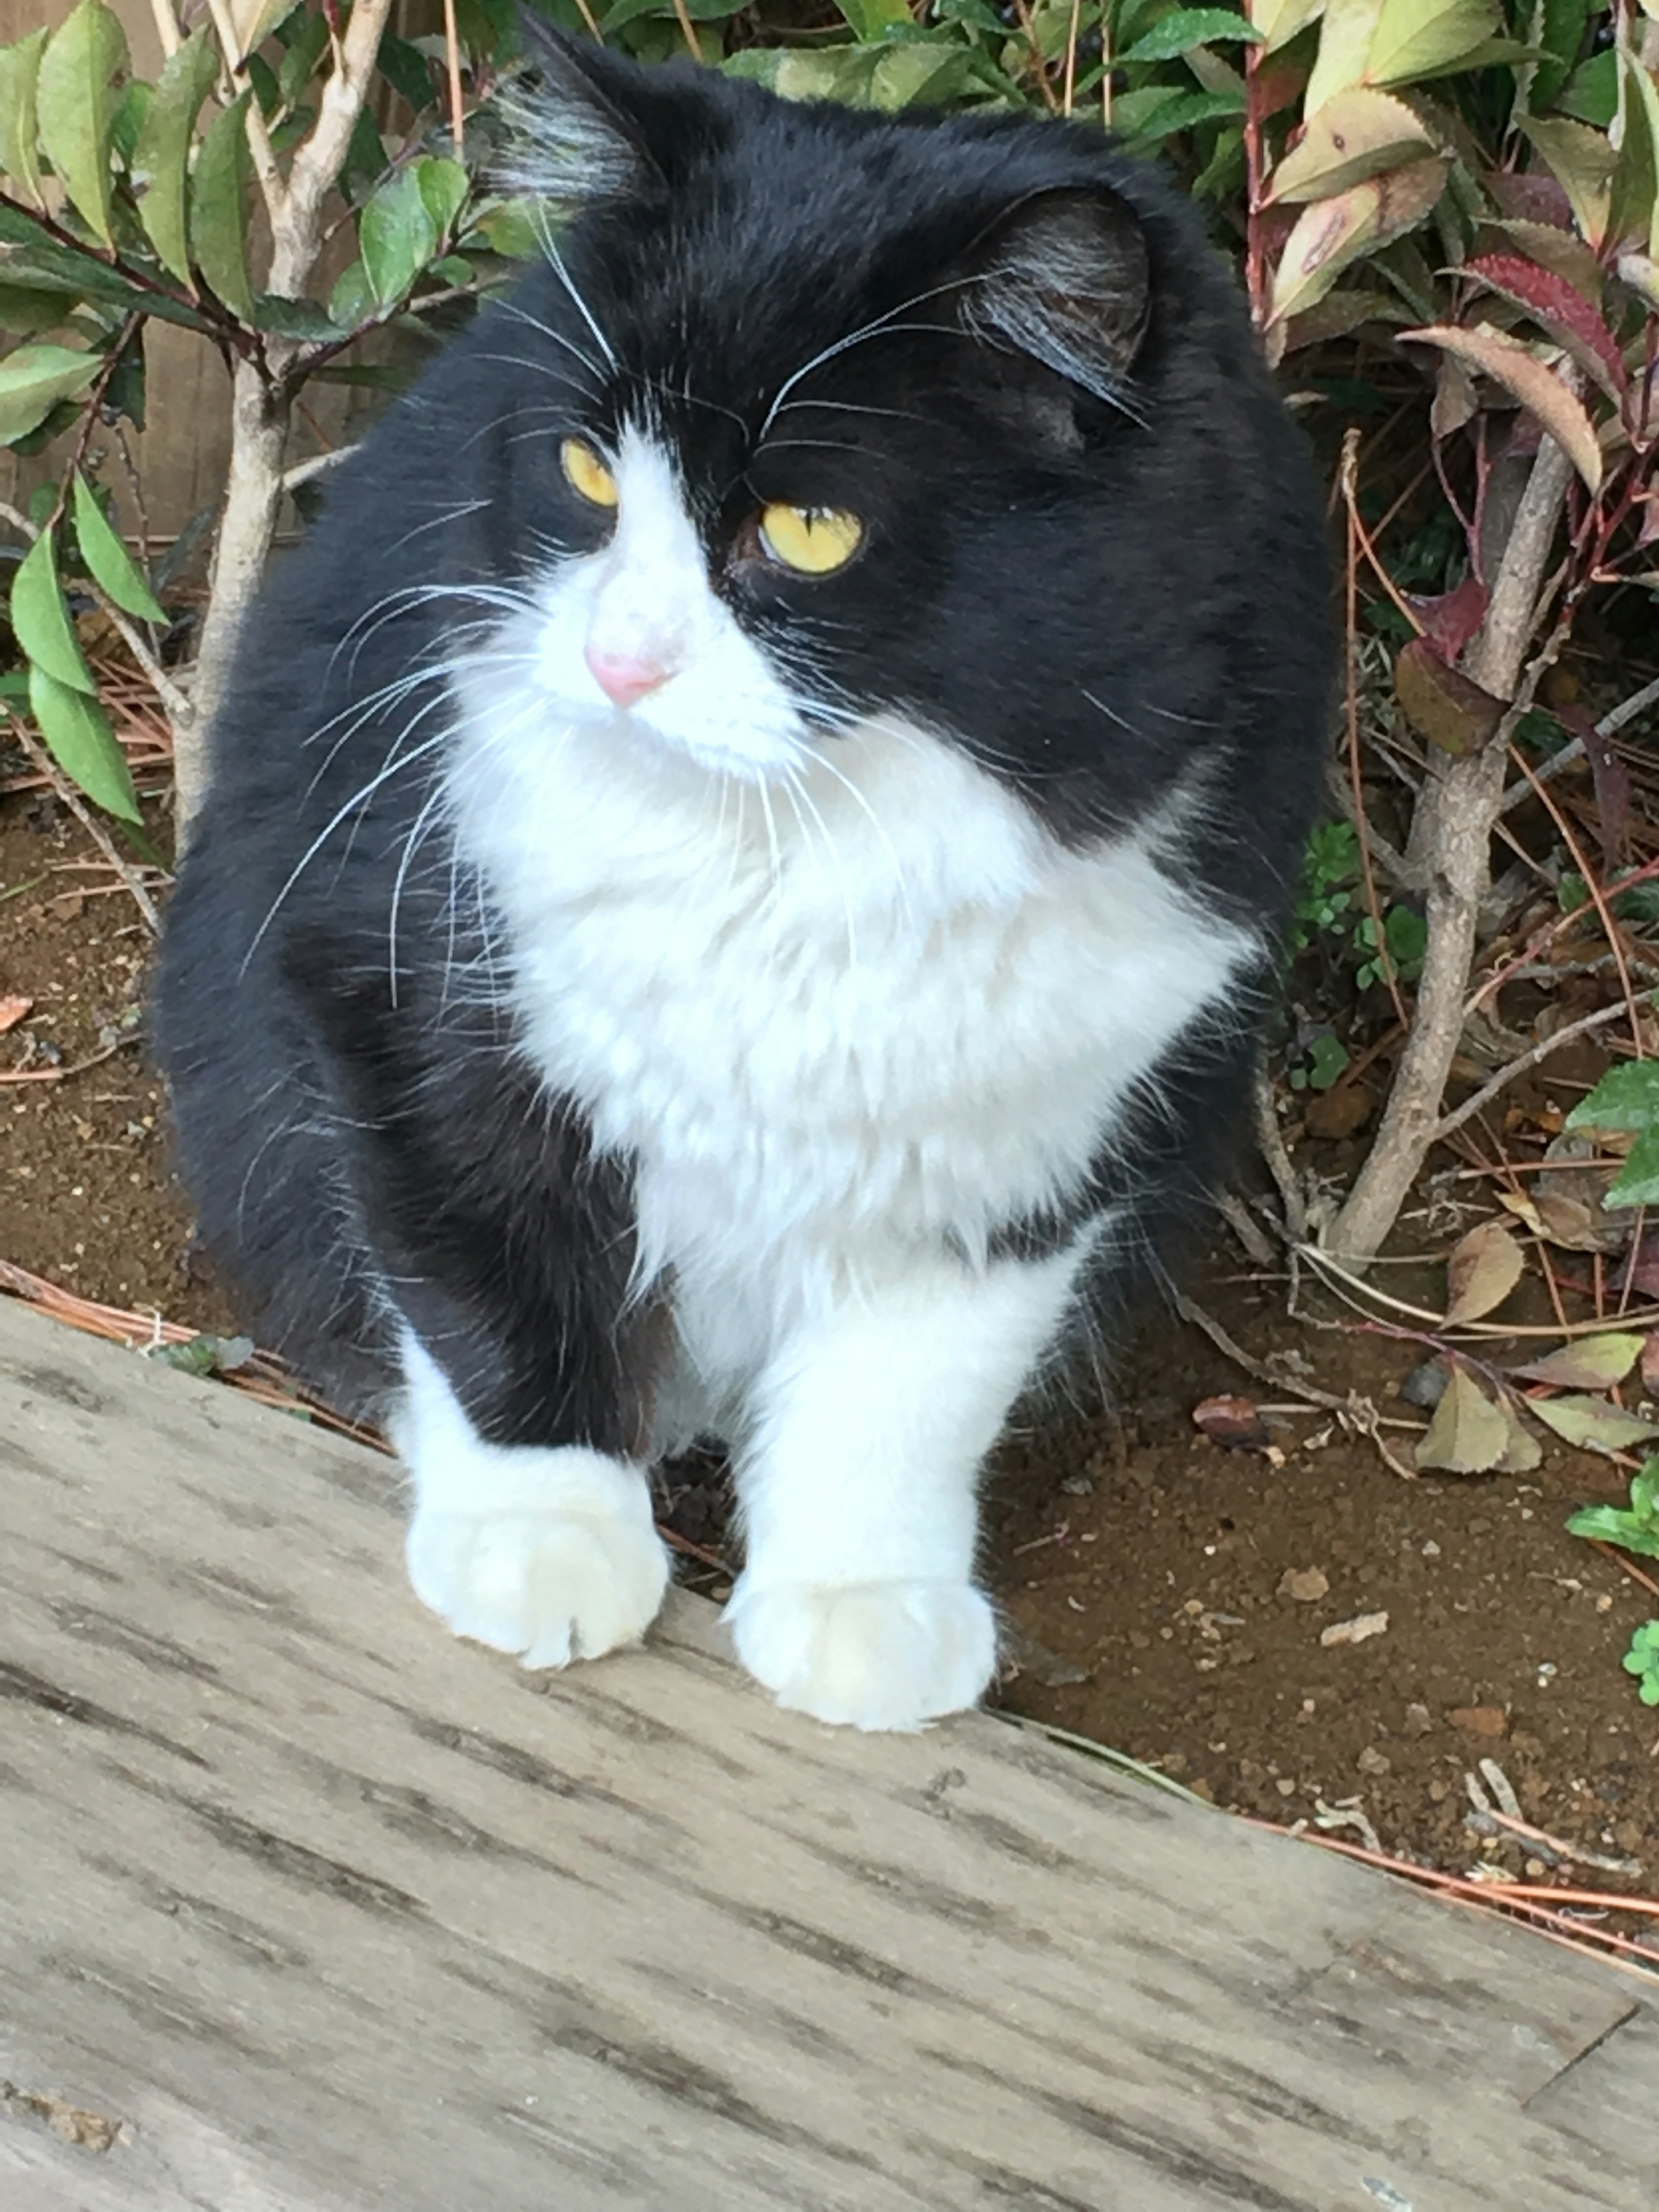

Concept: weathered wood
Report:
left=0, top=1297, right=1653, bottom=2210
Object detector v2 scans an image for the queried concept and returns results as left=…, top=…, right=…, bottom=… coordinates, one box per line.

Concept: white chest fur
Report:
left=444, top=667, right=1252, bottom=1374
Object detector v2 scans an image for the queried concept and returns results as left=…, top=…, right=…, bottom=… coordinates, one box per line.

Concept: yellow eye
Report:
left=757, top=503, right=863, bottom=576
left=561, top=437, right=618, bottom=509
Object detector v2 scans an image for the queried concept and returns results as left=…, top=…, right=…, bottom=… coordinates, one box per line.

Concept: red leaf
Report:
left=1553, top=701, right=1631, bottom=866
left=1463, top=253, right=1628, bottom=404
left=1404, top=577, right=1488, bottom=661
left=1487, top=174, right=1575, bottom=230
left=1192, top=1395, right=1272, bottom=1451
left=0, top=995, right=32, bottom=1034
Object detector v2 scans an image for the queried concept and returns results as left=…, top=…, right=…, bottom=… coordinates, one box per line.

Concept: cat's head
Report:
left=423, top=32, right=1322, bottom=845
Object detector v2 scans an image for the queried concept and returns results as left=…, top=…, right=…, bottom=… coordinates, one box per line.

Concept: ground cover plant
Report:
left=2, top=0, right=1659, bottom=1948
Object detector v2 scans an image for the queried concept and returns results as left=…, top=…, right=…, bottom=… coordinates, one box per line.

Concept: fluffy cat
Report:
left=154, top=31, right=1332, bottom=1731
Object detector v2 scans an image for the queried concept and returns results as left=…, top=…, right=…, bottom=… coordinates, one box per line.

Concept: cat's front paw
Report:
left=725, top=1577, right=995, bottom=1731
left=407, top=1500, right=670, bottom=1669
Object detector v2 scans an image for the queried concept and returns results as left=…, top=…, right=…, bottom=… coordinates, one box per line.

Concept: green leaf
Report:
left=1532, top=1394, right=1659, bottom=1454
left=133, top=29, right=219, bottom=286
left=190, top=89, right=255, bottom=322
left=375, top=29, right=435, bottom=114
left=833, top=0, right=912, bottom=36
left=1610, top=48, right=1659, bottom=260
left=0, top=282, right=71, bottom=337
left=1511, top=1332, right=1646, bottom=1391
left=70, top=472, right=165, bottom=622
left=1266, top=87, right=1432, bottom=203
left=26, top=660, right=139, bottom=821
left=1565, top=1059, right=1659, bottom=1134
left=1118, top=8, right=1263, bottom=62
left=1530, top=0, right=1591, bottom=114
left=1122, top=87, right=1248, bottom=141
left=1252, top=0, right=1328, bottom=53
left=1519, top=114, right=1614, bottom=249
left=26, top=664, right=138, bottom=823
left=358, top=164, right=441, bottom=306
left=251, top=293, right=342, bottom=341
left=1364, top=0, right=1500, bottom=88
left=326, top=258, right=375, bottom=331
left=1605, top=1128, right=1659, bottom=1209
left=415, top=155, right=468, bottom=241
left=1557, top=47, right=1617, bottom=128
left=0, top=26, right=48, bottom=207
left=9, top=527, right=95, bottom=693
left=35, top=0, right=129, bottom=251
left=0, top=340, right=99, bottom=443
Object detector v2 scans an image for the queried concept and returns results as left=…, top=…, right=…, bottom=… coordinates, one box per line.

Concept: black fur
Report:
left=154, top=38, right=1332, bottom=1437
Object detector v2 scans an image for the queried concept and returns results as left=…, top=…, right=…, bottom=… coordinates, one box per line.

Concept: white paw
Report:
left=725, top=1578, right=996, bottom=1731
left=407, top=1501, right=670, bottom=1669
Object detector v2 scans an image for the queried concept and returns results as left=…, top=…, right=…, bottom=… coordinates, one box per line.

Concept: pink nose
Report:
left=585, top=644, right=669, bottom=708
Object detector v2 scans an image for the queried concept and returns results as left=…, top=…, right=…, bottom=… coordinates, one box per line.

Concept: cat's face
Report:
left=419, top=32, right=1325, bottom=855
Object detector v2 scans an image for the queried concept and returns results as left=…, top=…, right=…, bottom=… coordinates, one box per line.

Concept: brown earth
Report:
left=3, top=788, right=1656, bottom=1914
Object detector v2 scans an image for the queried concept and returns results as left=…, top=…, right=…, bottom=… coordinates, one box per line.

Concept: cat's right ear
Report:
left=959, top=187, right=1151, bottom=410
left=498, top=19, right=674, bottom=204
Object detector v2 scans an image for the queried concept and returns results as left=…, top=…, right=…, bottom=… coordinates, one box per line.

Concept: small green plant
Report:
left=1565, top=1063, right=1659, bottom=1210
left=1624, top=1622, right=1659, bottom=1707
left=1567, top=1460, right=1659, bottom=1560
left=1291, top=822, right=1360, bottom=950
left=1354, top=906, right=1427, bottom=992
left=1289, top=1030, right=1351, bottom=1093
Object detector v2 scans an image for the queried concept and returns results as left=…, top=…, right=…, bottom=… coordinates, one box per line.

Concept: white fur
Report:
left=407, top=427, right=1255, bottom=1727
left=392, top=1333, right=669, bottom=1668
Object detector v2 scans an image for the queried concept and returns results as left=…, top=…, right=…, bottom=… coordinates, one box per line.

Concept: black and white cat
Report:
left=155, top=32, right=1331, bottom=1731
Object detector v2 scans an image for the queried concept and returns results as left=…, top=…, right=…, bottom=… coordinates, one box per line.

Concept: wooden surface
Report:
left=0, top=1297, right=1654, bottom=2211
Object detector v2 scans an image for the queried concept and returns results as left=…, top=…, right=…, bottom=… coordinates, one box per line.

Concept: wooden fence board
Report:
left=0, top=1297, right=1654, bottom=2209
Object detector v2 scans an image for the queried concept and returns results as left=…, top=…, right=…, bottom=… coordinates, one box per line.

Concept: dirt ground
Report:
left=3, top=788, right=1656, bottom=1909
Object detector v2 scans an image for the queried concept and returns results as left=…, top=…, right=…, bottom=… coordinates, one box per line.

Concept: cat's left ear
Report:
left=498, top=19, right=681, bottom=204
left=959, top=188, right=1150, bottom=405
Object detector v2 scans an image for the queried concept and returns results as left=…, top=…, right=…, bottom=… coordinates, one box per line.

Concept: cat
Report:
left=153, top=28, right=1332, bottom=1732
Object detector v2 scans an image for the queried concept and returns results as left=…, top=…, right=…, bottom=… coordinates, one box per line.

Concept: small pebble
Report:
left=1449, top=1705, right=1507, bottom=1739
left=1357, top=1746, right=1392, bottom=1777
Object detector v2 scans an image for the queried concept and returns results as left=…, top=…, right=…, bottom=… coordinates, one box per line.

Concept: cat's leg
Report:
left=287, top=949, right=672, bottom=1670
left=725, top=1244, right=1085, bottom=1729
left=389, top=1328, right=669, bottom=1670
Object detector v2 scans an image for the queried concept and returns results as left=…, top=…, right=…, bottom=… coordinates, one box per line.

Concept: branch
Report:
left=269, top=0, right=398, bottom=300
left=1325, top=433, right=1578, bottom=1270
left=146, top=0, right=181, bottom=61
left=1430, top=1000, right=1630, bottom=1145
left=5, top=716, right=162, bottom=934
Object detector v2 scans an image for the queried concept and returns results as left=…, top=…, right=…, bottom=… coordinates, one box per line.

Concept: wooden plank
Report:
left=0, top=1297, right=1653, bottom=2210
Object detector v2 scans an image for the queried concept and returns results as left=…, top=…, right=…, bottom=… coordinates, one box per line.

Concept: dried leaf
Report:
left=1512, top=1332, right=1645, bottom=1390
left=1494, top=1405, right=1544, bottom=1473
left=1461, top=252, right=1627, bottom=405
left=1402, top=322, right=1604, bottom=493
left=1192, top=1394, right=1273, bottom=1450
left=1530, top=1394, right=1659, bottom=1454
left=1266, top=87, right=1432, bottom=204
left=1444, top=1219, right=1526, bottom=1322
left=1394, top=635, right=1504, bottom=756
left=1415, top=1363, right=1510, bottom=1472
left=1404, top=576, right=1487, bottom=660
left=0, top=995, right=32, bottom=1032
left=1269, top=158, right=1446, bottom=324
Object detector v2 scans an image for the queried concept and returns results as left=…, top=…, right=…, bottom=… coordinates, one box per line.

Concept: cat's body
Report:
left=155, top=34, right=1331, bottom=1729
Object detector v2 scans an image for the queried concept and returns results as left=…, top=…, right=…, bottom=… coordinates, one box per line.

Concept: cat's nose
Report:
left=585, top=644, right=670, bottom=707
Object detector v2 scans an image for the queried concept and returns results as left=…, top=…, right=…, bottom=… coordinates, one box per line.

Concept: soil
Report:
left=3, top=788, right=1656, bottom=1906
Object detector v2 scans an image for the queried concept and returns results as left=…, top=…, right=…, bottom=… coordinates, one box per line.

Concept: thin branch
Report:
left=281, top=445, right=359, bottom=493
left=146, top=0, right=182, bottom=61
left=271, top=0, right=398, bottom=300
left=1500, top=669, right=1659, bottom=814
left=5, top=719, right=162, bottom=934
left=1430, top=1001, right=1631, bottom=1145
left=441, top=0, right=466, bottom=157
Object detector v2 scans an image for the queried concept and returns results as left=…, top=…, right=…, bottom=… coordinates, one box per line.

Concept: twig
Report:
left=1215, top=1189, right=1276, bottom=1267
left=1252, top=1055, right=1306, bottom=1241
left=202, top=0, right=286, bottom=227
left=1341, top=432, right=1408, bottom=1026
left=1430, top=1001, right=1630, bottom=1145
left=667, top=0, right=702, bottom=62
left=0, top=1039, right=132, bottom=1085
left=1499, top=672, right=1659, bottom=815
left=281, top=446, right=359, bottom=493
left=1062, top=0, right=1081, bottom=115
left=4, top=720, right=162, bottom=934
left=441, top=0, right=466, bottom=157
left=146, top=0, right=181, bottom=60
left=1591, top=1540, right=1659, bottom=1601
left=1478, top=1808, right=1643, bottom=1878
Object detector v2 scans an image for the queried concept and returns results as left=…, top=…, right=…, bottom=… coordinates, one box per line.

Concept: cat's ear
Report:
left=960, top=188, right=1151, bottom=406
left=498, top=19, right=674, bottom=203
